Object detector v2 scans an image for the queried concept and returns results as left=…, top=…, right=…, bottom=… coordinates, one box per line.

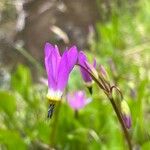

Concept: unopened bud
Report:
left=85, top=61, right=99, bottom=80
left=121, top=100, right=131, bottom=129
left=99, top=65, right=108, bottom=79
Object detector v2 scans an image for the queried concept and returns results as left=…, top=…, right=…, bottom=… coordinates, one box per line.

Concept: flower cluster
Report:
left=44, top=42, right=131, bottom=130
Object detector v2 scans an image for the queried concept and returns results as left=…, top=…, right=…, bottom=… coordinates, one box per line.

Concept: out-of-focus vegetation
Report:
left=0, top=0, right=150, bottom=150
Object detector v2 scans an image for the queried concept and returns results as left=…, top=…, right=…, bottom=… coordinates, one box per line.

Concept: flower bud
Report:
left=78, top=51, right=98, bottom=94
left=99, top=65, right=107, bottom=78
left=84, top=61, right=99, bottom=80
left=121, top=100, right=131, bottom=129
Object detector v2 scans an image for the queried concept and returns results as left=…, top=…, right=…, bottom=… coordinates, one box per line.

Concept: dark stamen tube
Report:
left=47, top=103, right=55, bottom=118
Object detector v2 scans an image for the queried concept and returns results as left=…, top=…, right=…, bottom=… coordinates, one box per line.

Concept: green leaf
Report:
left=11, top=64, right=32, bottom=99
left=0, top=129, right=26, bottom=150
left=0, top=91, right=16, bottom=116
left=36, top=121, right=50, bottom=143
left=142, top=141, right=150, bottom=150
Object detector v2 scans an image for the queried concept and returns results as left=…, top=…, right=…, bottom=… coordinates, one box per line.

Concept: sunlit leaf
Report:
left=0, top=129, right=26, bottom=150
left=0, top=91, right=16, bottom=116
left=11, top=64, right=32, bottom=99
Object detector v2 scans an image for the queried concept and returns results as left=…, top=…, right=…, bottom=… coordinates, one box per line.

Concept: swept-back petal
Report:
left=78, top=51, right=86, bottom=65
left=44, top=42, right=54, bottom=75
left=51, top=45, right=61, bottom=80
left=44, top=42, right=61, bottom=90
left=57, top=50, right=69, bottom=91
left=44, top=43, right=56, bottom=88
left=78, top=51, right=92, bottom=83
left=57, top=46, right=78, bottom=91
left=54, top=45, right=61, bottom=58
left=67, top=46, right=78, bottom=72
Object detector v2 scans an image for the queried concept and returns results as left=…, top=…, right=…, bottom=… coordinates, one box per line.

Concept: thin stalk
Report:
left=77, top=64, right=106, bottom=91
left=99, top=77, right=109, bottom=91
left=108, top=96, right=132, bottom=150
left=110, top=85, right=123, bottom=100
left=77, top=64, right=132, bottom=150
left=50, top=102, right=61, bottom=147
left=74, top=110, right=79, bottom=119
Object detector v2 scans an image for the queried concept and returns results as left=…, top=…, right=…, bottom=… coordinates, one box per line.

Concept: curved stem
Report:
left=77, top=64, right=106, bottom=91
left=110, top=85, right=123, bottom=100
left=77, top=63, right=132, bottom=150
left=108, top=96, right=132, bottom=150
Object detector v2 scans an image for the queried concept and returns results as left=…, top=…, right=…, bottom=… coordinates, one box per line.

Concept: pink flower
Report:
left=67, top=91, right=91, bottom=110
left=44, top=42, right=78, bottom=101
left=78, top=51, right=97, bottom=86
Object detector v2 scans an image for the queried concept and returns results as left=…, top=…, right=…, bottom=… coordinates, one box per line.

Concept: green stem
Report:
left=108, top=96, right=132, bottom=150
left=77, top=64, right=132, bottom=150
left=74, top=110, right=79, bottom=119
left=50, top=102, right=61, bottom=147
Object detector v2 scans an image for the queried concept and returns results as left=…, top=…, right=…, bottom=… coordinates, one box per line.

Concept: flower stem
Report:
left=74, top=110, right=79, bottom=119
left=108, top=96, right=132, bottom=150
left=50, top=102, right=61, bottom=147
left=77, top=64, right=132, bottom=150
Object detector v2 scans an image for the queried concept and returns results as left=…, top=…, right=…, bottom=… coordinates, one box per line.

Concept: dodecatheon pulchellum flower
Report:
left=78, top=51, right=98, bottom=94
left=44, top=42, right=78, bottom=118
left=67, top=91, right=91, bottom=111
left=121, top=100, right=131, bottom=129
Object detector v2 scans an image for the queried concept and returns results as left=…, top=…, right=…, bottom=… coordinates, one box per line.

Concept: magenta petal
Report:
left=78, top=51, right=87, bottom=65
left=44, top=43, right=53, bottom=57
left=51, top=46, right=61, bottom=80
left=57, top=46, right=78, bottom=91
left=74, top=91, right=86, bottom=109
left=44, top=43, right=78, bottom=94
left=54, top=45, right=61, bottom=58
left=44, top=43, right=62, bottom=90
left=44, top=42, right=54, bottom=75
left=67, top=91, right=90, bottom=110
left=57, top=51, right=69, bottom=91
left=44, top=43, right=56, bottom=89
left=67, top=46, right=78, bottom=72
left=78, top=51, right=92, bottom=83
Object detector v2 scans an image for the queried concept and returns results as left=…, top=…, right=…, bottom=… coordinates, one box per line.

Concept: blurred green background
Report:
left=0, top=0, right=150, bottom=150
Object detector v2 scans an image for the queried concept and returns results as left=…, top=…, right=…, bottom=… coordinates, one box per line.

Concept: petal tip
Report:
left=70, top=45, right=78, bottom=53
left=45, top=42, right=53, bottom=47
left=44, top=42, right=54, bottom=53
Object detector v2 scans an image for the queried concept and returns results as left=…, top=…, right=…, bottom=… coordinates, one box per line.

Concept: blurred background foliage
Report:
left=0, top=0, right=150, bottom=150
